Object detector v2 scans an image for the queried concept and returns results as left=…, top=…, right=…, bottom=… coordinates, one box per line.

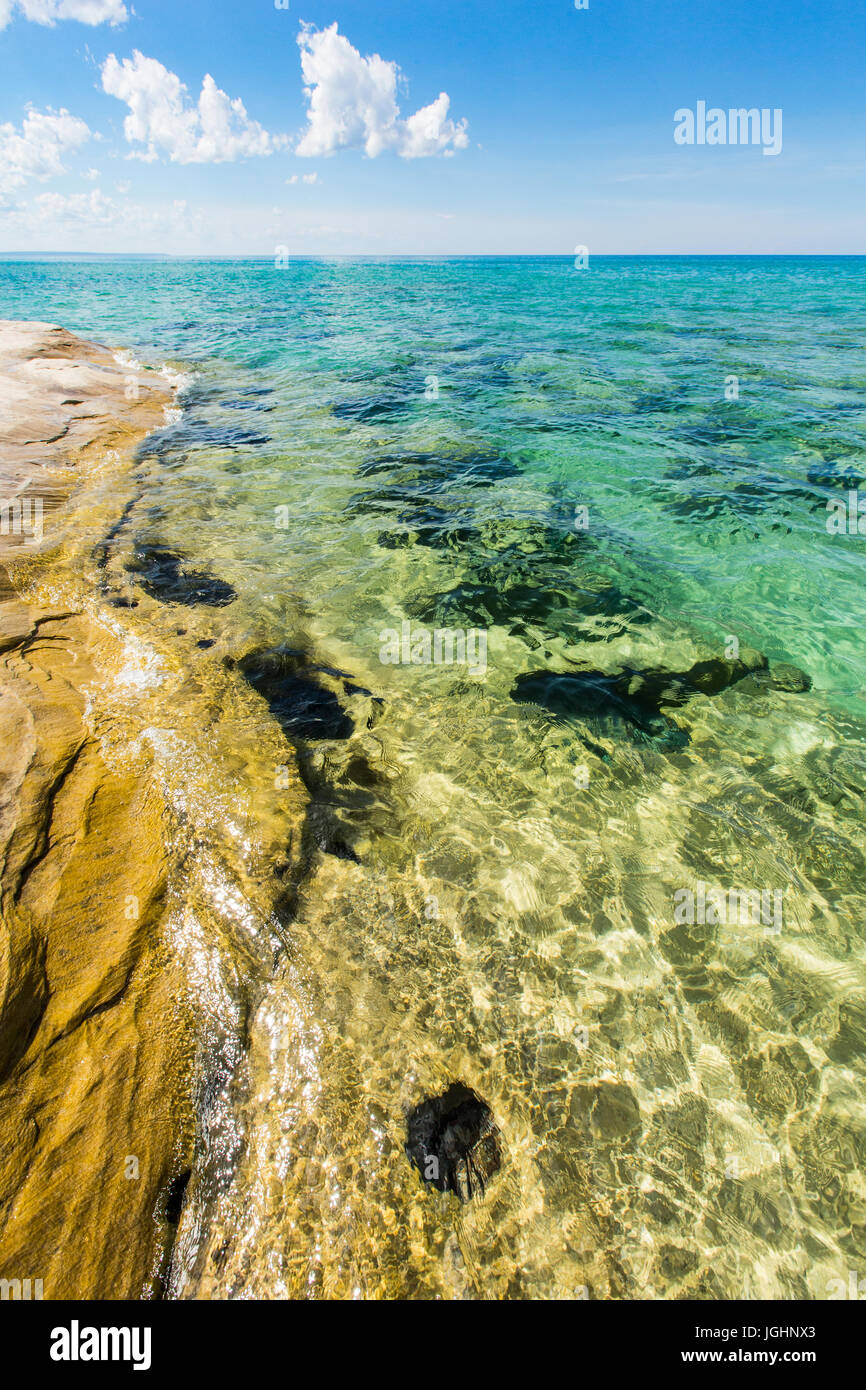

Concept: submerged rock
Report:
left=164, top=1168, right=191, bottom=1226
left=768, top=662, right=812, bottom=693
left=231, top=645, right=394, bottom=872
left=613, top=648, right=770, bottom=709
left=405, top=1082, right=502, bottom=1202
left=333, top=394, right=410, bottom=422
left=511, top=648, right=811, bottom=746
left=232, top=646, right=355, bottom=742
left=589, top=1081, right=642, bottom=1142
left=128, top=544, right=237, bottom=608
left=511, top=668, right=690, bottom=748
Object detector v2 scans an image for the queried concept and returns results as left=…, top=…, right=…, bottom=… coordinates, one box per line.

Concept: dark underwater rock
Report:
left=164, top=1168, right=191, bottom=1226
left=625, top=649, right=769, bottom=707
left=511, top=668, right=690, bottom=748
left=374, top=499, right=480, bottom=552
left=231, top=646, right=391, bottom=873
left=128, top=545, right=237, bottom=608
left=139, top=416, right=271, bottom=461
left=588, top=1080, right=642, bottom=1142
left=768, top=662, right=812, bottom=693
left=807, top=463, right=865, bottom=490
left=295, top=741, right=394, bottom=867
left=510, top=648, right=810, bottom=748
left=405, top=1082, right=502, bottom=1202
left=221, top=393, right=274, bottom=412
left=233, top=646, right=355, bottom=741
left=333, top=395, right=410, bottom=422
left=173, top=417, right=272, bottom=449
left=413, top=574, right=649, bottom=639
left=358, top=448, right=521, bottom=488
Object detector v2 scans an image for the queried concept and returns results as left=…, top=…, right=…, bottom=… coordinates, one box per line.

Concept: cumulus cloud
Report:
left=32, top=186, right=126, bottom=223
left=2, top=185, right=202, bottom=246
left=0, top=106, right=90, bottom=191
left=0, top=0, right=127, bottom=27
left=101, top=50, right=288, bottom=164
left=295, top=23, right=468, bottom=159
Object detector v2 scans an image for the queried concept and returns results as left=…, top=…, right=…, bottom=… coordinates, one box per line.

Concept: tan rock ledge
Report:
left=0, top=322, right=195, bottom=1300
left=0, top=319, right=173, bottom=557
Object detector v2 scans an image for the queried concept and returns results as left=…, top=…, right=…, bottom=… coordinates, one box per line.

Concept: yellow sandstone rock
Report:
left=0, top=323, right=194, bottom=1300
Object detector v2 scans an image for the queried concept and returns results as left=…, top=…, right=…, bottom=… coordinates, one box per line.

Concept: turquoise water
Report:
left=4, top=257, right=866, bottom=1299
left=4, top=256, right=866, bottom=703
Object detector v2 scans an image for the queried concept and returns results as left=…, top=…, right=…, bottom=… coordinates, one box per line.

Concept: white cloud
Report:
left=295, top=23, right=468, bottom=159
left=33, top=186, right=125, bottom=223
left=0, top=106, right=90, bottom=191
left=286, top=171, right=318, bottom=185
left=2, top=184, right=204, bottom=244
left=101, top=50, right=288, bottom=164
left=0, top=0, right=127, bottom=27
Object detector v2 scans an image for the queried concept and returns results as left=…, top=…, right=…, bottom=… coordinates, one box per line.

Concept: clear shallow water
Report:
left=3, top=257, right=866, bottom=1298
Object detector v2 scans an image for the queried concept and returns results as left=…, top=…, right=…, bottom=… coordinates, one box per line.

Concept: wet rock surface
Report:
left=0, top=591, right=195, bottom=1298
left=0, top=323, right=195, bottom=1299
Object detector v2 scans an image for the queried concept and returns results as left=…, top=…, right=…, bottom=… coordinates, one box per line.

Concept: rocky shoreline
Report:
left=0, top=323, right=195, bottom=1298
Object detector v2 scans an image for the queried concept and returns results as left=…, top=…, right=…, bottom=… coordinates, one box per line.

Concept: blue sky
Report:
left=0, top=0, right=863, bottom=253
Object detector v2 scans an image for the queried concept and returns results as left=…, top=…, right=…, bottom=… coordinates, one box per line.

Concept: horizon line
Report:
left=1, top=251, right=864, bottom=260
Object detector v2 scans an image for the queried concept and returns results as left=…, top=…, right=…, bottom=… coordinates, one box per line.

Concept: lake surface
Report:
left=4, top=256, right=865, bottom=1299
